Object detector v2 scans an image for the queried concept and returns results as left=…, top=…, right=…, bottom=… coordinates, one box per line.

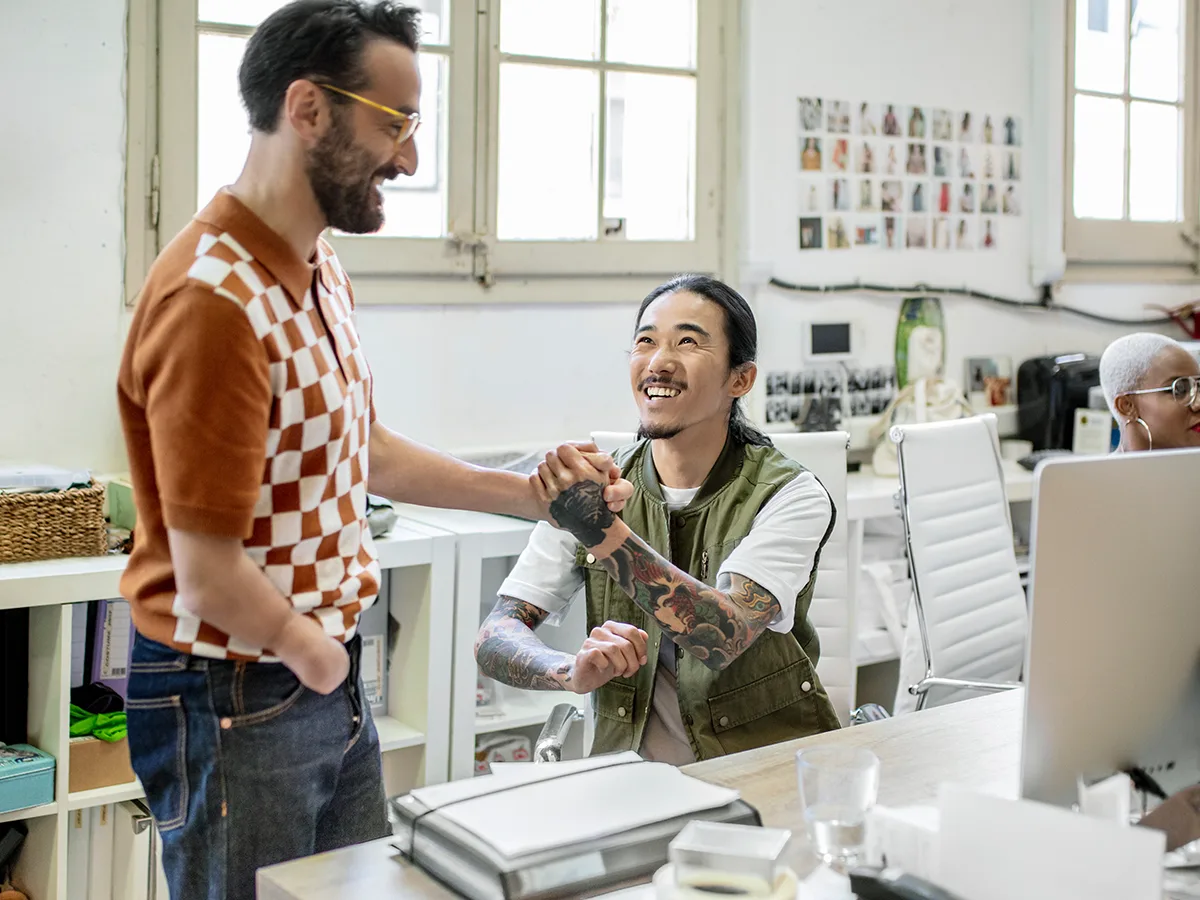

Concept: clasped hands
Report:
left=532, top=443, right=649, bottom=693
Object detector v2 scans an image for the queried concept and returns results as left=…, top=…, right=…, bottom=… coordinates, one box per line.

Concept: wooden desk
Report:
left=258, top=691, right=1023, bottom=900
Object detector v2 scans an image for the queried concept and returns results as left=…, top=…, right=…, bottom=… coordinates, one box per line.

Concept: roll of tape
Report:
left=652, top=863, right=798, bottom=900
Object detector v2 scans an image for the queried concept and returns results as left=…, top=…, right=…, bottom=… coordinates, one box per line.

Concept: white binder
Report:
left=89, top=803, right=115, bottom=900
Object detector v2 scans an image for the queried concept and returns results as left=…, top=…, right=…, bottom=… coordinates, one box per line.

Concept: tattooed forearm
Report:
left=474, top=596, right=577, bottom=691
left=599, top=537, right=782, bottom=671
left=548, top=481, right=614, bottom=547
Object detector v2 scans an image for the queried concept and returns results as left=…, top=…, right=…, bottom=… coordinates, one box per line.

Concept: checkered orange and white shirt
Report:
left=118, top=191, right=381, bottom=661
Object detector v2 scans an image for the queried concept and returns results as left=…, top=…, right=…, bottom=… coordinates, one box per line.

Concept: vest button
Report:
left=617, top=706, right=627, bottom=717
left=718, top=715, right=730, bottom=727
left=586, top=553, right=596, bottom=564
left=684, top=714, right=694, bottom=726
left=801, top=681, right=812, bottom=692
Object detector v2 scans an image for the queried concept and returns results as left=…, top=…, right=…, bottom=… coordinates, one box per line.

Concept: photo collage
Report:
left=798, top=98, right=1021, bottom=252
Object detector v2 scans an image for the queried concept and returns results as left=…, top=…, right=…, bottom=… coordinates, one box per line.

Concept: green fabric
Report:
left=581, top=436, right=841, bottom=761
left=70, top=705, right=127, bottom=742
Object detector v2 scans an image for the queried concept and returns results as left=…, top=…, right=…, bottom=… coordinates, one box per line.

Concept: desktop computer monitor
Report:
left=1021, top=449, right=1200, bottom=806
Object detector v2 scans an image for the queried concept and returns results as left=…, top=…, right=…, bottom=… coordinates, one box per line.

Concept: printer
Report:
left=1017, top=353, right=1101, bottom=451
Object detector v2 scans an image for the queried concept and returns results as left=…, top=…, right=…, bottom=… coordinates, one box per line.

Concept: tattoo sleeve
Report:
left=474, top=595, right=577, bottom=691
left=600, top=537, right=782, bottom=672
left=548, top=481, right=614, bottom=547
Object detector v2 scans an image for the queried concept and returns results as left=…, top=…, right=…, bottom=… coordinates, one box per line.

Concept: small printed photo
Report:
left=909, top=181, right=928, bottom=214
left=954, top=216, right=975, bottom=250
left=906, top=142, right=928, bottom=175
left=959, top=181, right=977, bottom=213
left=958, top=110, right=975, bottom=143
left=799, top=97, right=823, bottom=132
left=964, top=356, right=1013, bottom=407
left=905, top=216, right=929, bottom=248
left=933, top=216, right=951, bottom=250
left=933, top=145, right=952, bottom=178
left=907, top=105, right=927, bottom=139
left=827, top=100, right=852, bottom=133
left=827, top=215, right=852, bottom=249
left=981, top=113, right=997, bottom=145
left=883, top=215, right=901, bottom=249
left=856, top=140, right=877, bottom=174
left=858, top=179, right=877, bottom=211
left=858, top=102, right=879, bottom=135
left=980, top=182, right=1000, bottom=214
left=856, top=218, right=881, bottom=248
left=800, top=137, right=823, bottom=172
left=829, top=138, right=850, bottom=172
left=981, top=216, right=998, bottom=249
left=1004, top=149, right=1021, bottom=181
left=881, top=103, right=902, bottom=137
left=932, top=109, right=954, bottom=142
left=829, top=177, right=851, bottom=211
left=881, top=179, right=903, bottom=212
left=882, top=142, right=903, bottom=176
left=766, top=372, right=789, bottom=395
left=958, top=145, right=977, bottom=179
left=801, top=179, right=822, bottom=213
left=799, top=216, right=823, bottom=250
left=936, top=181, right=952, bottom=214
left=1004, top=115, right=1021, bottom=146
left=982, top=147, right=998, bottom=180
left=1002, top=183, right=1021, bottom=215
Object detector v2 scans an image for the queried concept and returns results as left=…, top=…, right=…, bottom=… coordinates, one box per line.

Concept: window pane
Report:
left=198, top=34, right=449, bottom=238
left=198, top=0, right=449, bottom=44
left=603, top=73, right=695, bottom=241
left=1128, top=101, right=1181, bottom=221
left=1072, top=94, right=1125, bottom=219
left=377, top=52, right=449, bottom=238
left=606, top=0, right=696, bottom=69
left=197, top=34, right=250, bottom=212
left=1075, top=0, right=1127, bottom=94
left=497, top=64, right=599, bottom=240
left=500, top=0, right=599, bottom=61
left=1129, top=0, right=1181, bottom=101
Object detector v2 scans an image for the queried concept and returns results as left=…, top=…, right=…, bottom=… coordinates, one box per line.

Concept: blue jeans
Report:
left=126, top=633, right=391, bottom=900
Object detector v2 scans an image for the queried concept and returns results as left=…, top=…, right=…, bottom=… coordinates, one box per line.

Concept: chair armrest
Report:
left=534, top=702, right=583, bottom=762
left=909, top=676, right=1021, bottom=697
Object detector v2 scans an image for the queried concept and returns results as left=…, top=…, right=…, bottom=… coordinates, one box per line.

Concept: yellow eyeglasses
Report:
left=317, top=83, right=421, bottom=147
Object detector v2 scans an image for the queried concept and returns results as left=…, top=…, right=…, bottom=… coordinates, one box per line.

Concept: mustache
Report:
left=638, top=375, right=687, bottom=392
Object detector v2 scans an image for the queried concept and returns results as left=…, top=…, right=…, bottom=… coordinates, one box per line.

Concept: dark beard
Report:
left=305, top=113, right=394, bottom=234
left=636, top=422, right=683, bottom=441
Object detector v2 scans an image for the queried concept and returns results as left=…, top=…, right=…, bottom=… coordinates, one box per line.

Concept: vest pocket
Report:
left=706, top=657, right=823, bottom=740
left=595, top=680, right=637, bottom=724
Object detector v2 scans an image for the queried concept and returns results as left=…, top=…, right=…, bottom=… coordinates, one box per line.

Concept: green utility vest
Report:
left=577, top=437, right=841, bottom=761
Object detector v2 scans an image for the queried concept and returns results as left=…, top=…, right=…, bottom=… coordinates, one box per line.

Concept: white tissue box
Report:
left=864, top=805, right=940, bottom=881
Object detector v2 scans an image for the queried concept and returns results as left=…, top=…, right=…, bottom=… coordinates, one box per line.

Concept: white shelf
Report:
left=0, top=554, right=126, bottom=611
left=374, top=716, right=425, bottom=752
left=0, top=801, right=57, bottom=825
left=846, top=460, right=1034, bottom=521
left=475, top=691, right=583, bottom=734
left=67, top=780, right=144, bottom=811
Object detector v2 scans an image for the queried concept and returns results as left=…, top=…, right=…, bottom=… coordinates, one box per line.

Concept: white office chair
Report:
left=589, top=429, right=855, bottom=724
left=770, top=431, right=855, bottom=726
left=891, top=415, right=1027, bottom=714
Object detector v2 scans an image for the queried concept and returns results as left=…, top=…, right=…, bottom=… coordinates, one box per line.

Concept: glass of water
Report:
left=795, top=746, right=881, bottom=871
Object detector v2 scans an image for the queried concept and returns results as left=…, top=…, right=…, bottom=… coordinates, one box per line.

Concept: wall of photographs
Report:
left=798, top=99, right=1022, bottom=253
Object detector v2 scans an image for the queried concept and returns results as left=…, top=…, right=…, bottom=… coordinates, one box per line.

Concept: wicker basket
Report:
left=0, top=481, right=108, bottom=564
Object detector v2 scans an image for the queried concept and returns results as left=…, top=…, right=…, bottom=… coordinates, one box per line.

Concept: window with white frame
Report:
left=140, top=0, right=726, bottom=299
left=1065, top=0, right=1198, bottom=266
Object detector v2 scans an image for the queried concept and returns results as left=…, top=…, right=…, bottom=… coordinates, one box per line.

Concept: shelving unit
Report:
left=392, top=506, right=590, bottom=780
left=0, top=520, right=455, bottom=900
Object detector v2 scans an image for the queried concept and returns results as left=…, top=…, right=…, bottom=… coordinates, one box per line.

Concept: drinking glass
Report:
left=796, top=746, right=881, bottom=871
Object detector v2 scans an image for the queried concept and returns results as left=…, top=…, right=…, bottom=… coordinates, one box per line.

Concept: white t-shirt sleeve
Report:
left=496, top=521, right=585, bottom=625
left=717, top=471, right=834, bottom=634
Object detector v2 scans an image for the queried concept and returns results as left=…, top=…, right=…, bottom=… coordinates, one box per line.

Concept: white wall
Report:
left=0, top=2, right=128, bottom=472
left=5, top=0, right=1199, bottom=474
left=742, top=0, right=1185, bottom=389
